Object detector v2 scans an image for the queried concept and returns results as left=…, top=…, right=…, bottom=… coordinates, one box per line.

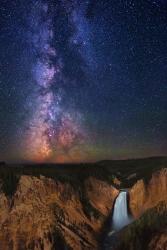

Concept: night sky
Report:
left=0, top=0, right=167, bottom=163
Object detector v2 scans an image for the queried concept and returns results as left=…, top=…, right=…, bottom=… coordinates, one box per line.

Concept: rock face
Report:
left=85, top=177, right=119, bottom=217
left=0, top=175, right=118, bottom=250
left=129, top=168, right=167, bottom=218
left=113, top=201, right=167, bottom=250
left=110, top=168, right=167, bottom=250
left=149, top=232, right=167, bottom=250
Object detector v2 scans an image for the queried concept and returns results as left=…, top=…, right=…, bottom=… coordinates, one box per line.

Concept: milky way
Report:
left=22, top=0, right=87, bottom=162
left=0, top=0, right=167, bottom=162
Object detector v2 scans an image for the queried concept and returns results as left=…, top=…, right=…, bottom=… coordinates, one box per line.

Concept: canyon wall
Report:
left=129, top=168, right=167, bottom=218
left=114, top=201, right=167, bottom=250
left=0, top=162, right=167, bottom=250
left=0, top=175, right=118, bottom=250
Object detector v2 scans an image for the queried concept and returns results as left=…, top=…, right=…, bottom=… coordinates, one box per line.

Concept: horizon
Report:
left=1, top=155, right=167, bottom=166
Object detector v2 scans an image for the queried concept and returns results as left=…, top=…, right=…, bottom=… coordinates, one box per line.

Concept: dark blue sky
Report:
left=0, top=0, right=167, bottom=162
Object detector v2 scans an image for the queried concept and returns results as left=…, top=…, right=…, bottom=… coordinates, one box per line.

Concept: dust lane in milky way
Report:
left=21, top=0, right=87, bottom=163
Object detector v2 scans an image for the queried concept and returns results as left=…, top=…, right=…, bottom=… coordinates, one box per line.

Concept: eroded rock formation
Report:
left=113, top=201, right=167, bottom=250
left=0, top=175, right=118, bottom=250
left=129, top=168, right=167, bottom=218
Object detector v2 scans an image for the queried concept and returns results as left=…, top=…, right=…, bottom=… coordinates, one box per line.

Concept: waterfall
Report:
left=112, top=191, right=131, bottom=231
left=103, top=191, right=133, bottom=249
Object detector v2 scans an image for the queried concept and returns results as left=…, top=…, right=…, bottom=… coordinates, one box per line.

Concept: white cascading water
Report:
left=112, top=191, right=131, bottom=231
left=104, top=191, right=133, bottom=248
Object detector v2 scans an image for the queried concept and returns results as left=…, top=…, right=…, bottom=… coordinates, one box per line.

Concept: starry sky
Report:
left=0, top=0, right=167, bottom=163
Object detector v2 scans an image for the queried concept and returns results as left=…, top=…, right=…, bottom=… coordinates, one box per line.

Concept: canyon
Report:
left=0, top=157, right=166, bottom=250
